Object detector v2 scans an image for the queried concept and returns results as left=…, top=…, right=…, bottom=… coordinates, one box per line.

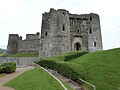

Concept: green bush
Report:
left=35, top=50, right=88, bottom=84
left=0, top=65, right=5, bottom=73
left=42, top=50, right=88, bottom=61
left=0, top=62, right=16, bottom=74
left=63, top=51, right=89, bottom=61
left=35, top=60, right=87, bottom=84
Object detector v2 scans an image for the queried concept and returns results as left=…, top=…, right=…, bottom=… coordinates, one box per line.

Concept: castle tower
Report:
left=39, top=8, right=103, bottom=58
left=87, top=13, right=103, bottom=51
left=39, top=8, right=71, bottom=58
left=7, top=34, right=19, bottom=55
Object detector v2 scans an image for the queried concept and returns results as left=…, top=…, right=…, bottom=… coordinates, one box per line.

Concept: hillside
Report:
left=69, top=48, right=120, bottom=90
left=0, top=48, right=6, bottom=53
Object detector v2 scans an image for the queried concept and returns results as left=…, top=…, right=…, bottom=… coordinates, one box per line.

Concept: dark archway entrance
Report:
left=74, top=43, right=81, bottom=50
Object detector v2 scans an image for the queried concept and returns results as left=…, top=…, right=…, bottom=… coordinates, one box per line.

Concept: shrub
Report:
left=63, top=51, right=89, bottom=61
left=35, top=60, right=87, bottom=84
left=0, top=65, right=5, bottom=73
left=42, top=50, right=89, bottom=61
left=54, top=61, right=87, bottom=81
left=0, top=62, right=16, bottom=74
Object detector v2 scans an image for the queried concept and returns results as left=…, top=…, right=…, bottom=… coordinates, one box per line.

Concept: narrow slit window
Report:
left=89, top=28, right=92, bottom=34
left=90, top=16, right=92, bottom=21
left=94, top=42, right=96, bottom=47
left=63, top=25, right=65, bottom=31
left=77, top=29, right=80, bottom=33
left=45, top=31, right=47, bottom=36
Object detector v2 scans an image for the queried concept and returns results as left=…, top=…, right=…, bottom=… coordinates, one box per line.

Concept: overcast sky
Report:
left=0, top=0, right=120, bottom=50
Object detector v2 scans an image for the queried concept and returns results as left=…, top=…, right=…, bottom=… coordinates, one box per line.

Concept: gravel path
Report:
left=0, top=66, right=34, bottom=90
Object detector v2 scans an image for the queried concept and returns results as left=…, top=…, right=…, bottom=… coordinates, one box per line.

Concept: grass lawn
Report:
left=5, top=68, right=73, bottom=90
left=8, top=52, right=39, bottom=57
left=68, top=48, right=120, bottom=90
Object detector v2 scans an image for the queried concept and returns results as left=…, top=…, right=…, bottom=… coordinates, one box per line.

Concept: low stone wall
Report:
left=0, top=57, right=38, bottom=67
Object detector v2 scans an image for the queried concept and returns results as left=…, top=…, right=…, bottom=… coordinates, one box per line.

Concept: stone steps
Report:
left=48, top=69, right=85, bottom=90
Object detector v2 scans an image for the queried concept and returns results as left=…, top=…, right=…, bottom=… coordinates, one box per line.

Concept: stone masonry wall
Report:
left=7, top=33, right=40, bottom=54
left=39, top=8, right=103, bottom=58
left=0, top=57, right=38, bottom=67
left=18, top=39, right=40, bottom=53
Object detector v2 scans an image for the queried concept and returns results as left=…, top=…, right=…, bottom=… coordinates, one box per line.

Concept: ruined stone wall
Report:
left=18, top=39, right=40, bottom=53
left=0, top=57, right=38, bottom=67
left=7, top=33, right=40, bottom=55
left=26, top=33, right=39, bottom=40
left=18, top=33, right=40, bottom=53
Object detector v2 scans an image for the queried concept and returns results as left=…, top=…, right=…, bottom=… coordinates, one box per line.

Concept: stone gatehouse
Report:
left=7, top=8, right=103, bottom=58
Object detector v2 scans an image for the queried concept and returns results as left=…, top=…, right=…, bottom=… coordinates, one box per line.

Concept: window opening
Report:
left=45, top=31, right=47, bottom=36
left=77, top=29, right=80, bottom=33
left=74, top=43, right=81, bottom=50
left=63, top=25, right=65, bottom=31
left=89, top=28, right=92, bottom=34
left=94, top=42, right=96, bottom=47
left=90, top=16, right=92, bottom=21
left=62, top=12, right=65, bottom=15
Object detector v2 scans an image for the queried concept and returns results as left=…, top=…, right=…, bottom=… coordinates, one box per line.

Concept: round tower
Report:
left=7, top=34, right=19, bottom=55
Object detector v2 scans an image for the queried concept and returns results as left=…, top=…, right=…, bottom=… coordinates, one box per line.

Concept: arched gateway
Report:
left=74, top=43, right=81, bottom=50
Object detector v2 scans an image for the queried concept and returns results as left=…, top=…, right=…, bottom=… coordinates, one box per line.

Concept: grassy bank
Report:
left=5, top=68, right=73, bottom=90
left=36, top=48, right=120, bottom=90
left=69, top=48, right=120, bottom=90
left=8, top=52, right=39, bottom=57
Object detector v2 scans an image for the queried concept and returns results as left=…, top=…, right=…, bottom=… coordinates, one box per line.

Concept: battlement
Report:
left=26, top=32, right=40, bottom=40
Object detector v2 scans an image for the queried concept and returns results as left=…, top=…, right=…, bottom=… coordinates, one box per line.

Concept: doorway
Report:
left=74, top=43, right=81, bottom=50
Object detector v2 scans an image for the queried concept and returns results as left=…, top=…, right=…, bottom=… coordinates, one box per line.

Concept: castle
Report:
left=7, top=8, right=103, bottom=58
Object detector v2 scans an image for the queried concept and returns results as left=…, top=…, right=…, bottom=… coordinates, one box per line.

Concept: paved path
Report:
left=0, top=66, right=34, bottom=90
left=48, top=69, right=85, bottom=90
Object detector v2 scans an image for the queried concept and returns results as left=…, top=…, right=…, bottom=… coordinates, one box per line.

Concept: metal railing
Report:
left=79, top=78, right=96, bottom=90
left=34, top=63, right=68, bottom=90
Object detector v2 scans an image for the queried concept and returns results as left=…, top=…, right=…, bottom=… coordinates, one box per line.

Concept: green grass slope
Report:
left=69, top=48, right=120, bottom=90
left=42, top=50, right=88, bottom=61
left=5, top=68, right=73, bottom=90
left=8, top=52, right=39, bottom=57
left=35, top=50, right=88, bottom=84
